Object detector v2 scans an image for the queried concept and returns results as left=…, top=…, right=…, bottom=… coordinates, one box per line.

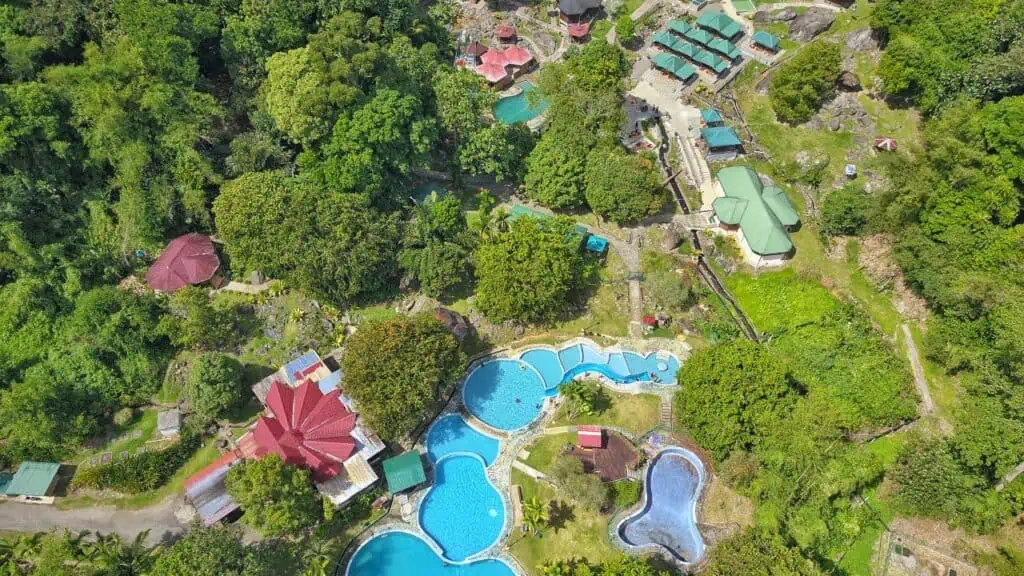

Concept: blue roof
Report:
left=283, top=350, right=321, bottom=385
left=702, top=126, right=742, bottom=149
left=701, top=109, right=723, bottom=124
left=752, top=31, right=780, bottom=51
left=317, top=371, right=342, bottom=394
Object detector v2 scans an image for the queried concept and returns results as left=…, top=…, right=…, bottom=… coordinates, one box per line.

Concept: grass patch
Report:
left=553, top=251, right=630, bottom=337
left=73, top=409, right=159, bottom=465
left=524, top=433, right=576, bottom=473
left=725, top=269, right=838, bottom=333
left=551, top=391, right=662, bottom=436
left=509, top=472, right=617, bottom=575
left=837, top=487, right=893, bottom=575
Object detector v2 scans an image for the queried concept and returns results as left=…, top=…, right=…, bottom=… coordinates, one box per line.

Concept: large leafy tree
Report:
left=157, top=286, right=234, bottom=350
left=474, top=216, right=589, bottom=323
left=341, top=313, right=465, bottom=439
left=149, top=526, right=249, bottom=576
left=703, top=530, right=824, bottom=576
left=769, top=41, right=841, bottom=124
left=186, top=352, right=245, bottom=421
left=225, top=454, right=322, bottom=536
left=399, top=195, right=474, bottom=299
left=221, top=0, right=318, bottom=96
left=673, top=340, right=797, bottom=460
left=584, top=148, right=665, bottom=223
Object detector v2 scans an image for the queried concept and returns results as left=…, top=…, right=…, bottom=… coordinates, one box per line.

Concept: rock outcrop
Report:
left=789, top=8, right=836, bottom=42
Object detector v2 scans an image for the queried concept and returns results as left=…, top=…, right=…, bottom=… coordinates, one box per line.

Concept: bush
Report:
left=549, top=455, right=607, bottom=512
left=615, top=16, right=636, bottom=44
left=612, top=480, right=641, bottom=508
left=820, top=184, right=871, bottom=237
left=72, top=433, right=202, bottom=493
left=769, top=41, right=841, bottom=124
left=186, top=352, right=246, bottom=420
left=157, top=286, right=234, bottom=350
left=226, top=454, right=322, bottom=536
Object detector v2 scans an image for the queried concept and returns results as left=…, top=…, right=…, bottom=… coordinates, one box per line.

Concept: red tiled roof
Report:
left=253, top=379, right=358, bottom=482
left=496, top=24, right=516, bottom=38
left=577, top=425, right=604, bottom=448
left=146, top=233, right=220, bottom=292
left=503, top=45, right=533, bottom=67
left=480, top=50, right=509, bottom=67
left=475, top=63, right=508, bottom=83
left=465, top=41, right=488, bottom=57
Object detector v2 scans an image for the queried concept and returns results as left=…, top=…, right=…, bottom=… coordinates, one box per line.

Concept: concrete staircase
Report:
left=659, top=395, right=673, bottom=428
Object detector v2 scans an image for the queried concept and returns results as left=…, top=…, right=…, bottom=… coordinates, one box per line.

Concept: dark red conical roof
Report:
left=145, top=233, right=220, bottom=292
left=252, top=380, right=358, bottom=482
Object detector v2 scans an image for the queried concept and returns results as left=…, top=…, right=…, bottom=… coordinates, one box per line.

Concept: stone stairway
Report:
left=659, top=395, right=673, bottom=428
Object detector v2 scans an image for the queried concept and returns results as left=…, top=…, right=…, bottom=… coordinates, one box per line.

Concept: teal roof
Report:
left=707, top=37, right=741, bottom=60
left=763, top=186, right=800, bottom=226
left=651, top=53, right=697, bottom=81
left=0, top=473, right=11, bottom=494
left=712, top=166, right=798, bottom=256
left=752, top=31, right=780, bottom=51
left=4, top=461, right=60, bottom=497
left=696, top=11, right=742, bottom=39
left=701, top=126, right=742, bottom=149
left=701, top=109, right=723, bottom=124
left=666, top=19, right=692, bottom=36
left=692, top=49, right=728, bottom=73
left=382, top=452, right=426, bottom=493
left=652, top=30, right=678, bottom=49
left=684, top=28, right=716, bottom=47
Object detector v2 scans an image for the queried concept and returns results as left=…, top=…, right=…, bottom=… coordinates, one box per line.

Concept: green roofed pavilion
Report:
left=667, top=20, right=692, bottom=36
left=684, top=28, right=716, bottom=48
left=4, top=461, right=60, bottom=497
left=707, top=37, right=741, bottom=61
left=701, top=109, right=723, bottom=125
left=651, top=53, right=696, bottom=81
left=752, top=31, right=780, bottom=52
left=696, top=11, right=742, bottom=39
left=383, top=451, right=426, bottom=494
left=712, top=166, right=798, bottom=256
left=702, top=126, right=741, bottom=149
left=692, top=49, right=728, bottom=74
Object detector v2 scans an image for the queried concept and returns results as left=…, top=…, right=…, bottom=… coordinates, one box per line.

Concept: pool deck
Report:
left=343, top=337, right=695, bottom=576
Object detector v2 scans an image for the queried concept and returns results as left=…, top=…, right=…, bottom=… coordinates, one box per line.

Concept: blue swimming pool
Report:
left=347, top=531, right=515, bottom=576
left=463, top=359, right=546, bottom=430
left=419, top=455, right=505, bottom=561
left=427, top=415, right=500, bottom=466
left=520, top=349, right=563, bottom=391
left=493, top=82, right=549, bottom=124
left=617, top=447, right=707, bottom=564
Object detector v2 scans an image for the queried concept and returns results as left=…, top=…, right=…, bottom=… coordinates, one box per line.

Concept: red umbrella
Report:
left=145, top=233, right=220, bottom=292
left=480, top=49, right=509, bottom=67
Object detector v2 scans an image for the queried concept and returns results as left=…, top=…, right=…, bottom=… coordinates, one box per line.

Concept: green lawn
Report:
left=725, top=269, right=838, bottom=334
left=524, top=433, right=576, bottom=473
left=73, top=409, right=159, bottom=465
left=551, top=391, right=662, bottom=436
left=509, top=471, right=618, bottom=575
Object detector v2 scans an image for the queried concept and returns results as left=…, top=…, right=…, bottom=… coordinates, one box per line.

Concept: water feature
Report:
left=617, top=447, right=707, bottom=565
left=346, top=531, right=515, bottom=576
left=493, top=82, right=548, bottom=124
left=419, top=454, right=505, bottom=562
left=426, top=415, right=500, bottom=466
left=520, top=349, right=563, bottom=391
left=463, top=359, right=546, bottom=431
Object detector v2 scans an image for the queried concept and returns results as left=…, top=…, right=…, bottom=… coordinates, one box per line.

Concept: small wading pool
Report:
left=346, top=531, right=515, bottom=576
left=419, top=454, right=505, bottom=562
left=493, top=82, right=549, bottom=124
left=618, top=447, right=707, bottom=565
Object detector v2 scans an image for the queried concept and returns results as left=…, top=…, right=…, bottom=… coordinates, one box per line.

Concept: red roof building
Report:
left=475, top=62, right=509, bottom=84
left=480, top=49, right=509, bottom=67
left=568, top=22, right=591, bottom=39
left=496, top=24, right=517, bottom=41
left=577, top=425, right=605, bottom=449
left=145, top=233, right=220, bottom=292
left=253, top=379, right=359, bottom=482
left=503, top=45, right=533, bottom=67
left=465, top=41, right=488, bottom=57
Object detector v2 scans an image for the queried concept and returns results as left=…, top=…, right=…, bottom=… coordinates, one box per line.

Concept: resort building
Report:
left=652, top=29, right=729, bottom=77
left=496, top=24, right=517, bottom=43
left=146, top=232, right=221, bottom=293
left=473, top=45, right=534, bottom=87
left=701, top=125, right=743, bottom=161
left=185, top=350, right=386, bottom=525
left=650, top=52, right=697, bottom=84
left=463, top=41, right=488, bottom=66
left=558, top=0, right=602, bottom=23
left=751, top=31, right=781, bottom=54
left=1, top=461, right=61, bottom=504
left=701, top=108, right=724, bottom=127
left=711, top=166, right=800, bottom=267
left=696, top=11, right=743, bottom=42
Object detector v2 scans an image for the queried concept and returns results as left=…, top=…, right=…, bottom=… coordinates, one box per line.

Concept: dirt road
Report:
left=0, top=496, right=185, bottom=545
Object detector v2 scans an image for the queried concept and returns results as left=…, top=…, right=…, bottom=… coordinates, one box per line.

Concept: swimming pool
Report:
left=493, top=82, right=549, bottom=124
left=463, top=359, right=546, bottom=430
left=426, top=415, right=500, bottom=466
left=617, top=447, right=707, bottom=565
left=419, top=454, right=505, bottom=561
left=346, top=531, right=515, bottom=576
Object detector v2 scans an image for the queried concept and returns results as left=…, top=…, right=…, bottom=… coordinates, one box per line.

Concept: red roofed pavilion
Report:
left=480, top=49, right=509, bottom=67
left=577, top=425, right=605, bottom=449
left=145, top=233, right=220, bottom=292
left=503, top=45, right=533, bottom=67
left=568, top=22, right=591, bottom=40
left=496, top=24, right=517, bottom=42
left=252, top=379, right=358, bottom=482
left=475, top=62, right=509, bottom=84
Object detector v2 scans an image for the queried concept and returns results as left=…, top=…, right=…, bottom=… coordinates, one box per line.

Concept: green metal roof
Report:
left=701, top=126, right=742, bottom=149
left=651, top=53, right=696, bottom=81
left=4, top=461, right=60, bottom=497
left=652, top=30, right=676, bottom=48
left=763, top=186, right=800, bottom=226
left=701, top=109, right=723, bottom=124
left=712, top=166, right=797, bottom=256
left=707, top=37, right=741, bottom=60
left=684, top=28, right=716, bottom=47
left=382, top=451, right=426, bottom=493
left=696, top=11, right=742, bottom=39
left=0, top=473, right=12, bottom=494
left=692, top=49, right=728, bottom=73
left=666, top=19, right=692, bottom=36
left=752, top=31, right=780, bottom=51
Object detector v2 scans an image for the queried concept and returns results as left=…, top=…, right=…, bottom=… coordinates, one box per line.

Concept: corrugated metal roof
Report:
left=282, top=350, right=321, bottom=385
left=4, top=462, right=60, bottom=497
left=701, top=126, right=742, bottom=149
left=383, top=451, right=426, bottom=493
left=696, top=11, right=742, bottom=39
left=0, top=473, right=12, bottom=494
left=752, top=31, right=780, bottom=51
left=184, top=452, right=241, bottom=526
left=667, top=20, right=692, bottom=36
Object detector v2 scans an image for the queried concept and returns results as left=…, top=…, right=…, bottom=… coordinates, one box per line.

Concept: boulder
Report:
left=774, top=7, right=798, bottom=22
left=846, top=28, right=879, bottom=52
left=838, top=71, right=862, bottom=92
left=828, top=117, right=841, bottom=132
left=752, top=10, right=773, bottom=23
left=789, top=8, right=835, bottom=42
left=661, top=229, right=682, bottom=251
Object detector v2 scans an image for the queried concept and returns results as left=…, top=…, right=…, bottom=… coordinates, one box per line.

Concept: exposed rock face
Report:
left=752, top=10, right=773, bottom=23
left=838, top=71, right=862, bottom=92
left=661, top=229, right=682, bottom=251
left=789, top=8, right=836, bottom=42
left=846, top=28, right=879, bottom=52
left=774, top=7, right=798, bottom=22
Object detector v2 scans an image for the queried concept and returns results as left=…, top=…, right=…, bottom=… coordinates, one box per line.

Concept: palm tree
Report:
left=89, top=531, right=157, bottom=576
left=301, top=538, right=333, bottom=576
left=522, top=496, right=549, bottom=538
left=488, top=208, right=512, bottom=238
left=1, top=533, right=42, bottom=575
left=562, top=380, right=598, bottom=419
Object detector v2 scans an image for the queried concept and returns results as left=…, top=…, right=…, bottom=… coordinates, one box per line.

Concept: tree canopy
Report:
left=769, top=41, right=841, bottom=124
left=226, top=454, right=322, bottom=537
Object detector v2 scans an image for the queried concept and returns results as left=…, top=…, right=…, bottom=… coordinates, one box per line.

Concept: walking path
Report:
left=607, top=0, right=663, bottom=44
left=0, top=497, right=184, bottom=545
left=901, top=324, right=933, bottom=417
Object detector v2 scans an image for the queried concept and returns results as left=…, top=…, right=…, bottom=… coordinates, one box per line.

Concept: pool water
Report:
left=520, top=349, right=563, bottom=391
left=618, top=448, right=706, bottom=564
left=427, top=415, right=500, bottom=466
left=493, top=82, right=549, bottom=124
left=463, top=359, right=546, bottom=430
left=347, top=531, right=515, bottom=576
left=419, top=455, right=505, bottom=561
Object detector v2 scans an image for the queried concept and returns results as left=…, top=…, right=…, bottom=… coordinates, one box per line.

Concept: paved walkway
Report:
left=0, top=496, right=185, bottom=545
left=901, top=324, right=933, bottom=417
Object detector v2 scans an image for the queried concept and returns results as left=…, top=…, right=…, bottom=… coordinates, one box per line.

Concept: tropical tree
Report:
left=185, top=352, right=246, bottom=421
left=561, top=380, right=603, bottom=419
left=539, top=559, right=573, bottom=576
left=225, top=455, right=322, bottom=537
left=522, top=496, right=549, bottom=538
left=87, top=531, right=157, bottom=576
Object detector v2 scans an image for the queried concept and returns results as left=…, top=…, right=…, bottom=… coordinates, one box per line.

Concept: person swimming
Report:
left=515, top=397, right=521, bottom=403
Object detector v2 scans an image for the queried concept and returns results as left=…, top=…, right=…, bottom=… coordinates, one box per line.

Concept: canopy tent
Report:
left=145, top=233, right=220, bottom=292
left=253, top=379, right=359, bottom=482
left=382, top=451, right=426, bottom=493
left=503, top=45, right=533, bottom=67
left=475, top=62, right=508, bottom=83
left=480, top=49, right=508, bottom=67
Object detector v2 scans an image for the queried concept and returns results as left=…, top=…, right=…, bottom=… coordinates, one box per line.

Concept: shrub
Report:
left=820, top=184, right=871, bottom=237
left=72, top=433, right=202, bottom=493
left=769, top=41, right=841, bottom=124
left=549, top=455, right=607, bottom=512
left=186, top=352, right=246, bottom=420
left=612, top=480, right=641, bottom=508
